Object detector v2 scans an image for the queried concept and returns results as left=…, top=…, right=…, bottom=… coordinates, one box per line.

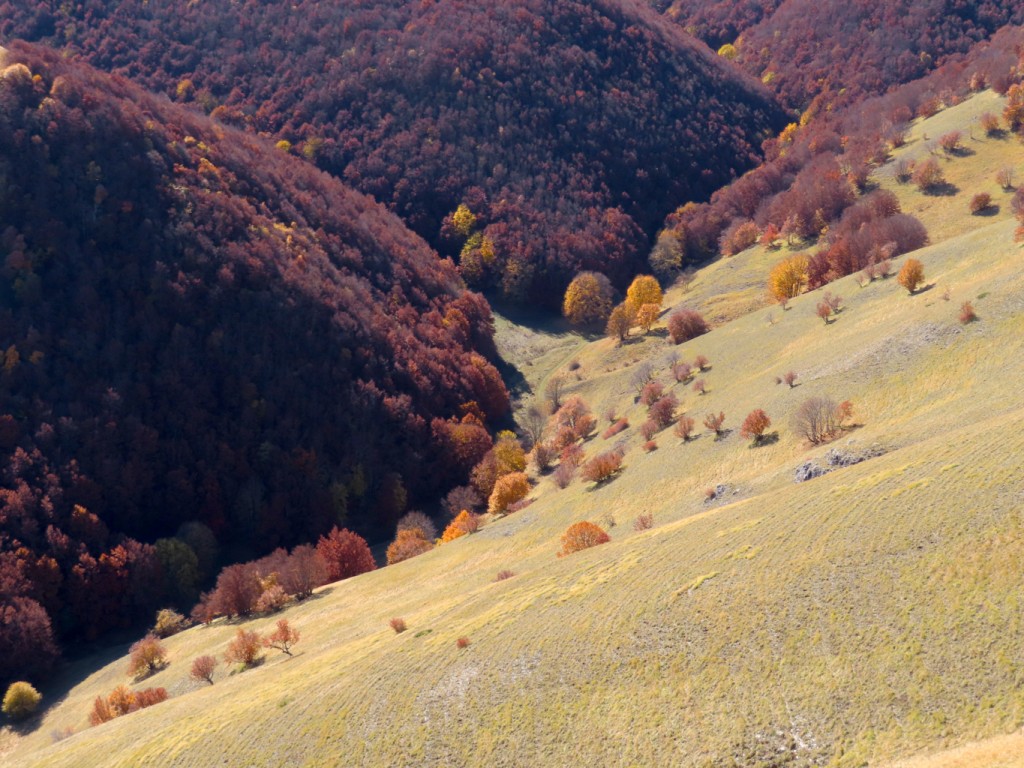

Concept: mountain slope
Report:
left=0, top=0, right=787, bottom=303
left=0, top=42, right=506, bottom=666
left=6, top=89, right=1024, bottom=768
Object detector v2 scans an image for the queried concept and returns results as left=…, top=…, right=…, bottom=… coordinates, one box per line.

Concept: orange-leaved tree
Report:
left=488, top=472, right=530, bottom=515
left=263, top=619, right=300, bottom=656
left=897, top=258, right=925, bottom=294
left=558, top=521, right=611, bottom=557
left=316, top=527, right=376, bottom=582
left=739, top=409, right=772, bottom=445
left=386, top=528, right=434, bottom=565
left=442, top=510, right=481, bottom=542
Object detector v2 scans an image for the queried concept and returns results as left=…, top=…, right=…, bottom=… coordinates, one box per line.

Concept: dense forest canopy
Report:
left=661, top=0, right=1024, bottom=109
left=0, top=0, right=787, bottom=304
left=0, top=42, right=506, bottom=681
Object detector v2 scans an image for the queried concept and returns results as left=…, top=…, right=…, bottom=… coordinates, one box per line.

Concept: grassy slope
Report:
left=5, top=91, right=1024, bottom=768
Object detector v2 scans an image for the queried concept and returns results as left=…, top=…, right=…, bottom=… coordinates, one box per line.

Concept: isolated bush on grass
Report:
left=897, top=258, right=926, bottom=294
left=264, top=619, right=300, bottom=656
left=389, top=618, right=407, bottom=634
left=667, top=309, right=709, bottom=344
left=674, top=415, right=696, bottom=441
left=558, top=522, right=611, bottom=557
left=189, top=655, right=218, bottom=685
left=703, top=411, right=726, bottom=437
left=580, top=449, right=624, bottom=484
left=792, top=397, right=853, bottom=444
left=969, top=193, right=992, bottom=214
left=127, top=634, right=168, bottom=679
left=2, top=682, right=41, bottom=720
left=224, top=629, right=264, bottom=669
left=740, top=409, right=773, bottom=445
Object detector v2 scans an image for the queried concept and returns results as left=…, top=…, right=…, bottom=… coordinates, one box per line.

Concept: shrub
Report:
left=969, top=193, right=992, bottom=214
left=580, top=449, right=624, bottom=484
left=602, top=419, right=629, bottom=439
left=316, top=527, right=376, bottom=583
left=996, top=166, right=1015, bottom=190
left=897, top=258, right=925, bottom=294
left=959, top=301, right=978, bottom=324
left=506, top=498, right=534, bottom=514
left=633, top=514, right=654, bottom=531
left=3, top=682, right=41, bottom=720
left=153, top=608, right=189, bottom=638
left=692, top=378, right=706, bottom=395
left=703, top=411, right=726, bottom=437
left=667, top=309, right=709, bottom=344
left=792, top=396, right=850, bottom=444
left=767, top=254, right=809, bottom=301
left=488, top=472, right=530, bottom=515
left=264, top=619, right=300, bottom=656
left=648, top=393, right=679, bottom=428
left=643, top=440, right=657, bottom=452
left=560, top=443, right=585, bottom=468
left=254, top=584, right=288, bottom=614
left=562, top=271, right=614, bottom=327
left=694, top=355, right=710, bottom=371
left=89, top=685, right=167, bottom=726
left=823, top=291, right=842, bottom=313
left=740, top=409, right=772, bottom=445
left=552, top=461, right=576, bottom=489
left=389, top=618, right=407, bottom=634
left=494, top=570, right=515, bottom=581
left=629, top=362, right=655, bottom=397
left=442, top=510, right=480, bottom=542
left=455, top=637, right=471, bottom=649
left=640, top=380, right=664, bottom=406
left=672, top=361, right=693, bottom=382
left=550, top=395, right=596, bottom=445
left=894, top=158, right=913, bottom=184
left=385, top=528, right=434, bottom=565
left=189, top=655, right=218, bottom=685
left=816, top=302, right=833, bottom=324
left=396, top=511, right=438, bottom=542
left=558, top=522, right=611, bottom=557
left=783, top=371, right=798, bottom=388
left=674, top=415, right=696, bottom=441
left=912, top=157, right=945, bottom=192
left=128, top=634, right=168, bottom=679
left=640, top=419, right=657, bottom=440
left=224, top=629, right=264, bottom=668
left=938, top=131, right=962, bottom=154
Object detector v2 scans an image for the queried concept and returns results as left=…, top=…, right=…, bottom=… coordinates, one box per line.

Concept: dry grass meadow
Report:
left=3, top=90, right=1024, bottom=768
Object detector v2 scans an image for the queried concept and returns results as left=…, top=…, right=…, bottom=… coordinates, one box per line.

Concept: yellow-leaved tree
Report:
left=562, top=271, right=614, bottom=327
left=624, top=275, right=662, bottom=317
left=767, top=254, right=809, bottom=301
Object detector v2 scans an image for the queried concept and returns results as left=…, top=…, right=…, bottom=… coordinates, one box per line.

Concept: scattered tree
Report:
left=264, top=619, right=300, bottom=656
left=624, top=275, right=663, bottom=316
left=672, top=361, right=693, bottom=382
left=640, top=420, right=657, bottom=441
left=2, top=682, right=41, bottom=720
left=640, top=380, right=664, bottom=407
left=386, top=529, right=434, bottom=565
left=544, top=375, right=567, bottom=411
left=488, top=472, right=531, bottom=515
left=635, top=303, right=661, bottom=334
left=740, top=409, right=773, bottom=445
left=128, top=634, right=168, bottom=679
left=552, top=461, right=576, bottom=489
left=979, top=112, right=1001, bottom=135
left=649, top=393, right=679, bottom=428
left=703, top=411, right=726, bottom=437
left=938, top=131, right=962, bottom=154
left=996, top=166, right=1015, bottom=190
left=912, top=157, right=945, bottom=192
left=792, top=396, right=852, bottom=444
left=629, top=363, right=656, bottom=398
left=783, top=371, right=798, bottom=388
left=189, top=655, right=217, bottom=685
left=959, top=301, right=978, bottom=324
left=389, top=618, right=407, bottom=634
left=692, top=378, right=707, bottom=396
left=694, top=355, right=710, bottom=371
left=153, top=608, right=189, bottom=639
left=969, top=193, right=993, bottom=214
left=816, top=301, right=833, bottom=324
left=316, top=527, right=376, bottom=583
left=580, top=449, right=624, bottom=484
left=673, top=415, right=694, bottom=440
left=605, top=304, right=633, bottom=344
left=562, top=271, right=614, bottom=327
left=224, top=629, right=264, bottom=668
left=558, top=522, right=611, bottom=557
left=667, top=309, right=710, bottom=344
left=897, top=258, right=926, bottom=294
left=442, top=510, right=481, bottom=542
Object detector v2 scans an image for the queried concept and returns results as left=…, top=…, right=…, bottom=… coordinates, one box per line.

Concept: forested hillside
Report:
left=0, top=0, right=787, bottom=303
left=663, top=0, right=1024, bottom=109
left=0, top=42, right=507, bottom=683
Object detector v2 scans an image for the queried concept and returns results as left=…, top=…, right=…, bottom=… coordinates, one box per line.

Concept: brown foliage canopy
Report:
left=558, top=522, right=611, bottom=557
left=667, top=310, right=710, bottom=344
left=316, top=528, right=377, bottom=583
left=897, top=258, right=926, bottom=294
left=385, top=529, right=435, bottom=565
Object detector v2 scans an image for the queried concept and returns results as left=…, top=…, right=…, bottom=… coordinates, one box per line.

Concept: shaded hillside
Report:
left=0, top=42, right=506, bottom=675
left=0, top=0, right=787, bottom=304
left=663, top=0, right=1024, bottom=109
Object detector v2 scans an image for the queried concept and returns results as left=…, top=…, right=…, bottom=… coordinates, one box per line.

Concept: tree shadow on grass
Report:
left=749, top=432, right=780, bottom=448
left=973, top=205, right=1000, bottom=217
left=922, top=181, right=959, bottom=197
